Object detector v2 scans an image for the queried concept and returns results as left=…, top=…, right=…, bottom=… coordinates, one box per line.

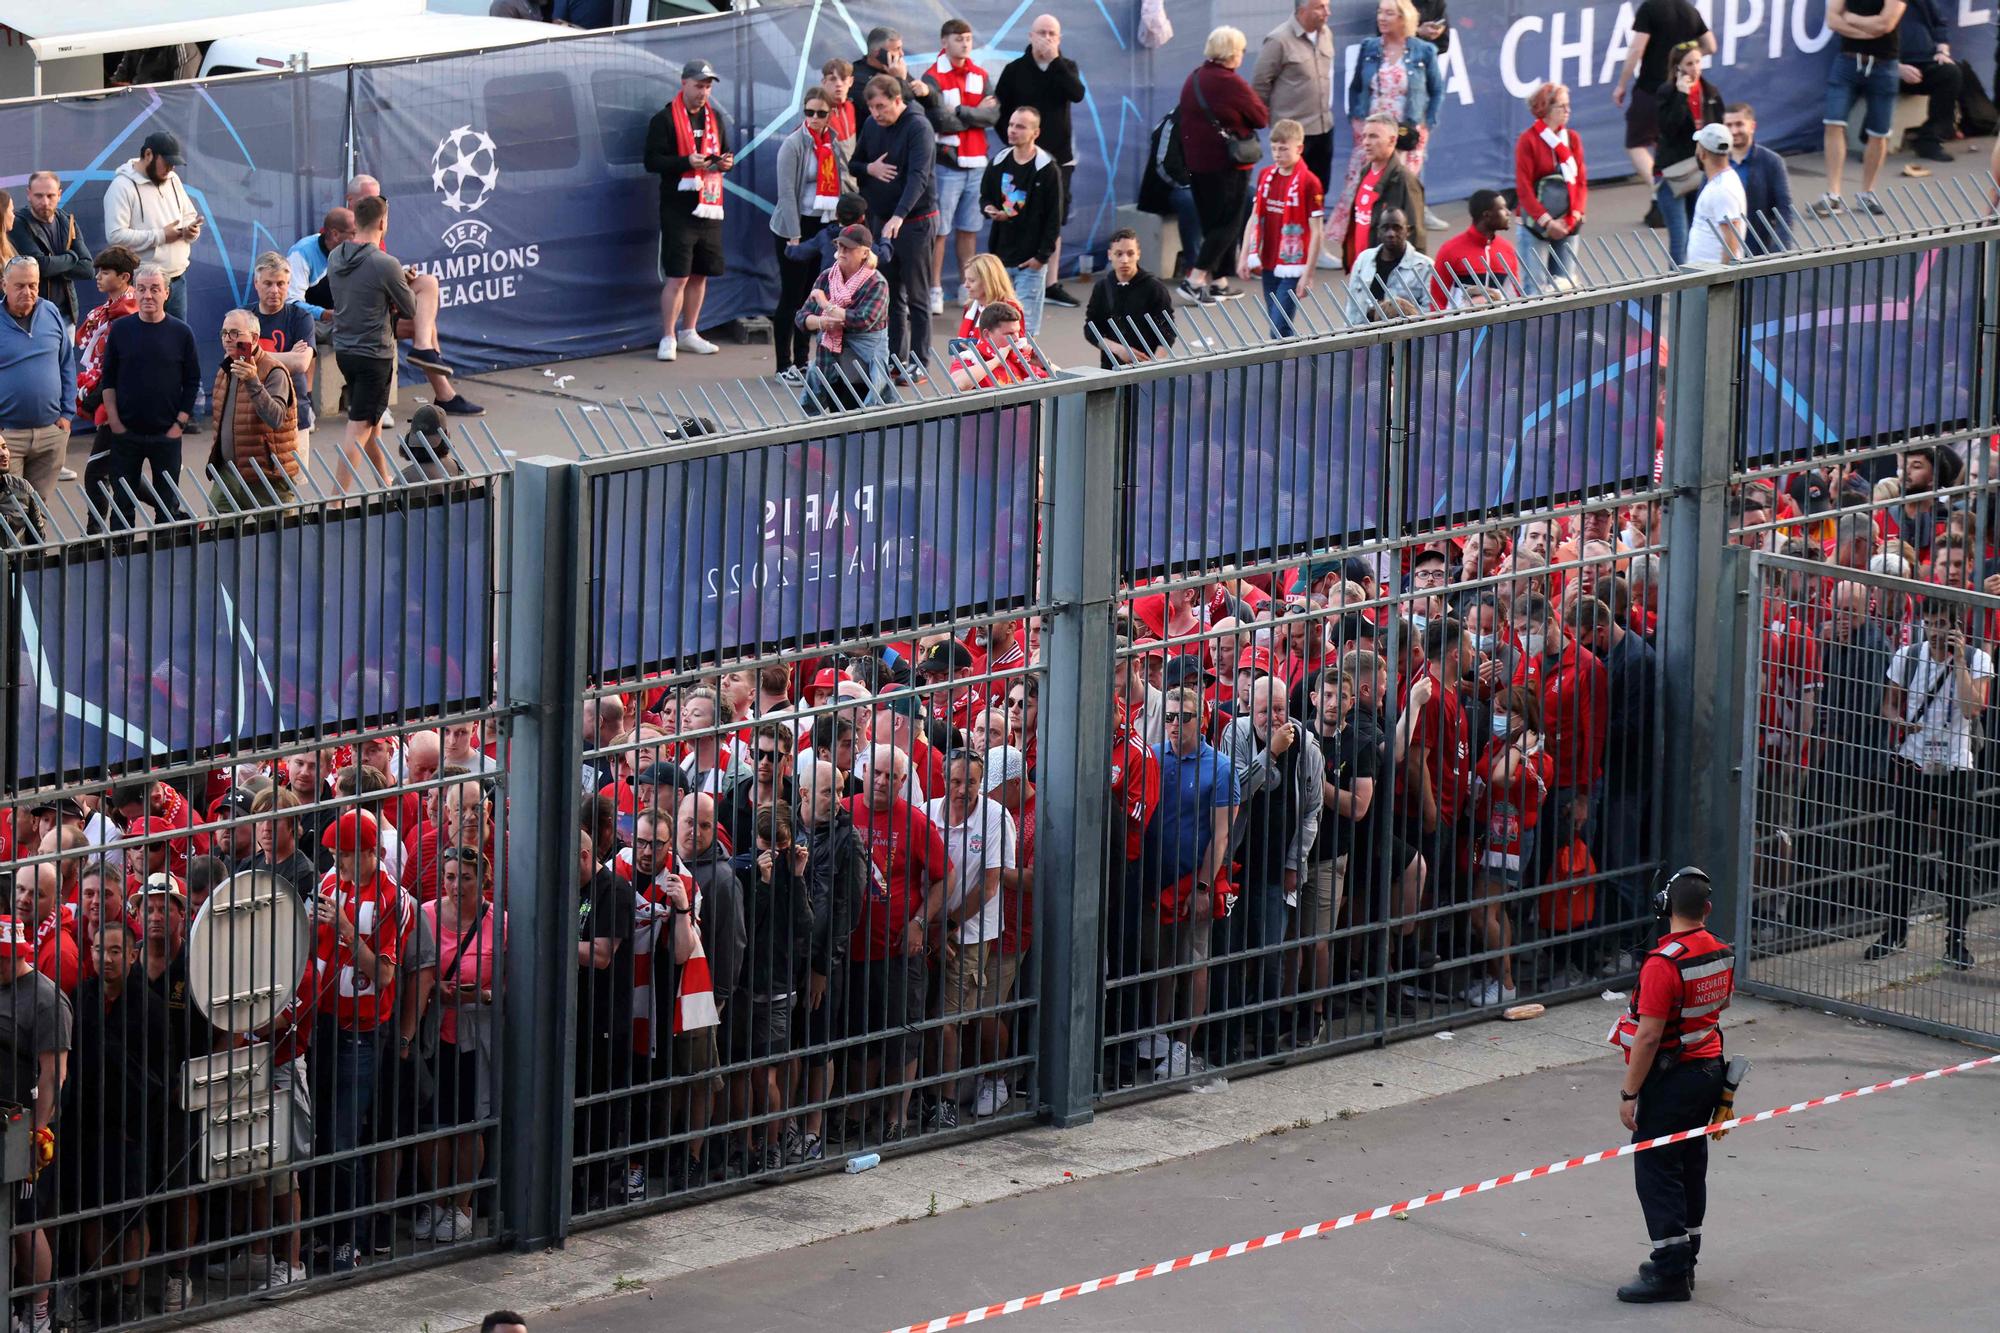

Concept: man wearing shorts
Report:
left=923, top=749, right=1016, bottom=1128
left=1611, top=1, right=1713, bottom=196
left=325, top=194, right=413, bottom=489
left=644, top=60, right=734, bottom=362
left=1143, top=686, right=1239, bottom=1080
left=1817, top=0, right=1906, bottom=215
left=923, top=19, right=999, bottom=311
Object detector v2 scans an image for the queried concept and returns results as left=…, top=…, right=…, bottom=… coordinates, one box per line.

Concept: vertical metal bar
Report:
left=1658, top=276, right=1747, bottom=928
left=1036, top=383, right=1120, bottom=1127
left=497, top=456, right=586, bottom=1248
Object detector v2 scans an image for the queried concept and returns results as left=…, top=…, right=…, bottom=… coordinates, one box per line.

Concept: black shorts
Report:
left=750, top=995, right=793, bottom=1060
left=337, top=351, right=394, bottom=423
left=1060, top=161, right=1077, bottom=226
left=1624, top=88, right=1662, bottom=151
left=660, top=212, right=727, bottom=279
left=430, top=1042, right=487, bottom=1129
left=845, top=956, right=926, bottom=1069
left=372, top=1042, right=434, bottom=1144
left=794, top=971, right=845, bottom=1053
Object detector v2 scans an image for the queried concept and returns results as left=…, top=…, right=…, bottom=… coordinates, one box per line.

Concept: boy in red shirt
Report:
left=1239, top=118, right=1324, bottom=337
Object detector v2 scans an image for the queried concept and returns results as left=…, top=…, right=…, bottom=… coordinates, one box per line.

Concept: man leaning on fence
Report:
left=0, top=255, right=77, bottom=502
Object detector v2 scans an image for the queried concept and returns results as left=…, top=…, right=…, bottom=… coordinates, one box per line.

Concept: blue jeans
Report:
left=1170, top=184, right=1203, bottom=278
left=1520, top=230, right=1577, bottom=292
left=1654, top=178, right=1695, bottom=266
left=1824, top=51, right=1901, bottom=140
left=165, top=272, right=187, bottom=322
left=311, top=1020, right=383, bottom=1255
left=1262, top=274, right=1300, bottom=337
left=1008, top=263, right=1047, bottom=336
left=1246, top=872, right=1290, bottom=1050
left=803, top=327, right=892, bottom=412
left=1592, top=782, right=1649, bottom=943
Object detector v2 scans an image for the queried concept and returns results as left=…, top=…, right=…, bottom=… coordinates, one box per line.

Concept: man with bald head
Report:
left=994, top=14, right=1086, bottom=307
left=843, top=743, right=950, bottom=1136
left=17, top=861, right=80, bottom=994
left=287, top=208, right=355, bottom=317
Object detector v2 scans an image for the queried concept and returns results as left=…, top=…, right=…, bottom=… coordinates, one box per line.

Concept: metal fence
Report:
left=6, top=203, right=2000, bottom=1328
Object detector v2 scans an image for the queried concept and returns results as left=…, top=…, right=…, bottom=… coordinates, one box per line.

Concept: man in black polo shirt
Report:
left=96, top=262, right=199, bottom=528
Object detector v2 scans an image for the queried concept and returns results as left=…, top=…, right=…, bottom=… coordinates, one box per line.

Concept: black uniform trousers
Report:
left=1632, top=1054, right=1725, bottom=1276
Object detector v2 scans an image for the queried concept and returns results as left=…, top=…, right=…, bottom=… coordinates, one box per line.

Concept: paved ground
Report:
left=515, top=1004, right=1998, bottom=1333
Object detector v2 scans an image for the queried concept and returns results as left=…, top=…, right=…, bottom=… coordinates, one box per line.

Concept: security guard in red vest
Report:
left=1609, top=866, right=1734, bottom=1303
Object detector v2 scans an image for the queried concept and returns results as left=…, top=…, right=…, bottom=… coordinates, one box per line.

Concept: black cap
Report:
left=920, top=641, right=976, bottom=675
left=28, top=796, right=86, bottom=819
left=1162, top=655, right=1217, bottom=687
left=634, top=761, right=696, bottom=791
left=216, top=788, right=256, bottom=816
left=142, top=131, right=184, bottom=166
left=407, top=403, right=450, bottom=454
left=1341, top=557, right=1376, bottom=587
left=682, top=59, right=720, bottom=82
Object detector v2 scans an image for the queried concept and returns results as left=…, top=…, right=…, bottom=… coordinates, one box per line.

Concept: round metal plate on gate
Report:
left=185, top=870, right=311, bottom=1034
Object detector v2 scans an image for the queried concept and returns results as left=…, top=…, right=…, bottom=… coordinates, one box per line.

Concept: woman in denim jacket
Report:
left=1330, top=0, right=1443, bottom=262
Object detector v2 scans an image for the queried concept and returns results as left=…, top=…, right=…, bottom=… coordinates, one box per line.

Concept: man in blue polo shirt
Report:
left=0, top=255, right=78, bottom=499
left=1143, top=683, right=1239, bottom=1081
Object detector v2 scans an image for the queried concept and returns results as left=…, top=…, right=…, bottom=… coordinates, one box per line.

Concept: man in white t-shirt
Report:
left=1685, top=123, right=1745, bottom=266
left=922, top=749, right=1017, bottom=1127
left=1868, top=596, right=1992, bottom=970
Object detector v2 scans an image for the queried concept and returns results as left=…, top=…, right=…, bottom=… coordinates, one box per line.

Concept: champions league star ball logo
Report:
left=431, top=126, right=499, bottom=214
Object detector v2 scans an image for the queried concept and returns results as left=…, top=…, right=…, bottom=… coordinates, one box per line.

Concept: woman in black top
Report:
left=1652, top=40, right=1725, bottom=265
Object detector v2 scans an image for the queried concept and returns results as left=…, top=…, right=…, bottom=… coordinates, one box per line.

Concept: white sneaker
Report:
left=1498, top=983, right=1519, bottom=1004
left=379, top=409, right=395, bottom=428
left=1461, top=978, right=1496, bottom=1006
left=677, top=330, right=719, bottom=355
left=974, top=1076, right=1012, bottom=1117
left=1153, top=1040, right=1193, bottom=1079
left=656, top=336, right=677, bottom=362
left=162, top=1272, right=193, bottom=1312
left=432, top=1207, right=475, bottom=1241
left=1316, top=250, right=1342, bottom=271
left=928, top=286, right=945, bottom=315
left=259, top=1260, right=307, bottom=1292
left=1137, top=1033, right=1169, bottom=1060
left=56, top=467, right=77, bottom=482
left=411, top=1203, right=439, bottom=1240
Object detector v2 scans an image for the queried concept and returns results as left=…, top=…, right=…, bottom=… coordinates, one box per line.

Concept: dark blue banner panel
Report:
left=591, top=408, right=1039, bottom=672
left=1408, top=297, right=1663, bottom=523
left=1738, top=243, right=1981, bottom=463
left=1125, top=346, right=1387, bottom=573
left=12, top=494, right=493, bottom=784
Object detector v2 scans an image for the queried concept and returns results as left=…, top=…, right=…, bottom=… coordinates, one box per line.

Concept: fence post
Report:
left=498, top=457, right=587, bottom=1250
left=1035, top=381, right=1121, bottom=1127
left=1658, top=278, right=1748, bottom=930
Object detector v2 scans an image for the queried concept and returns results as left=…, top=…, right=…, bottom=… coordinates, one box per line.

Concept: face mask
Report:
left=1521, top=632, right=1545, bottom=658
left=1471, top=633, right=1497, bottom=654
left=1491, top=711, right=1512, bottom=737
left=1409, top=613, right=1429, bottom=633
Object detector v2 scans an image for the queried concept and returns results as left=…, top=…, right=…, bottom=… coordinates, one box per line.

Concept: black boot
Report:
left=1617, top=1263, right=1692, bottom=1303
left=1640, top=1257, right=1696, bottom=1292
left=1945, top=931, right=1974, bottom=971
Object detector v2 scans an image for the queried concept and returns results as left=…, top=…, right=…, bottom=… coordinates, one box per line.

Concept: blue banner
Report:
left=1738, top=243, right=1981, bottom=462
left=0, top=71, right=349, bottom=395
left=1408, top=296, right=1665, bottom=522
left=1125, top=346, right=1388, bottom=573
left=591, top=407, right=1039, bottom=672
left=11, top=493, right=493, bottom=784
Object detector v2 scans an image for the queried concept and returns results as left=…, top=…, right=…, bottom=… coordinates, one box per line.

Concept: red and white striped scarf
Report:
left=672, top=93, right=725, bottom=220
left=928, top=53, right=991, bottom=166
left=1534, top=120, right=1582, bottom=221
left=612, top=853, right=719, bottom=1055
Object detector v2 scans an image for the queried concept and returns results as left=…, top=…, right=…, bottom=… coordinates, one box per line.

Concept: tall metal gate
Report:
left=1739, top=552, right=2000, bottom=1046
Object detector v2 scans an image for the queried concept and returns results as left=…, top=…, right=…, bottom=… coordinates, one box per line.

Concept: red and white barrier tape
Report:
left=882, top=1051, right=2000, bottom=1333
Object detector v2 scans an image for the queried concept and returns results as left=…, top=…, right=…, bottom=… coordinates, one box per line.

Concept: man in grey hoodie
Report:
left=327, top=195, right=413, bottom=489
left=102, top=133, right=200, bottom=321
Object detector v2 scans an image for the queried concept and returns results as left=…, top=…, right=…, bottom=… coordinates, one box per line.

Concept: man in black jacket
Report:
left=793, top=755, right=863, bottom=1163
left=855, top=75, right=939, bottom=377
left=1084, top=229, right=1176, bottom=368
left=981, top=107, right=1064, bottom=336
left=11, top=173, right=93, bottom=326
left=994, top=14, right=1086, bottom=306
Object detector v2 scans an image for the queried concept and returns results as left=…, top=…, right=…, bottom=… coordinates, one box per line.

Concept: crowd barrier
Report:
left=3, top=0, right=1995, bottom=384
left=2, top=214, right=1998, bottom=1328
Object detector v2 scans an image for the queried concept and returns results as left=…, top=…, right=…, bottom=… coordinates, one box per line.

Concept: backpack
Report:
left=1151, top=105, right=1190, bottom=190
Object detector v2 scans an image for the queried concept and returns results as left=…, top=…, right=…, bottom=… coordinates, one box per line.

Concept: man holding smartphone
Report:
left=644, top=61, right=735, bottom=362
left=103, top=132, right=201, bottom=322
left=1871, top=596, right=1992, bottom=970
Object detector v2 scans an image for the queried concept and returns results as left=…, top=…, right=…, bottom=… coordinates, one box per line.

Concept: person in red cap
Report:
left=0, top=910, right=69, bottom=1333
left=307, top=809, right=411, bottom=1271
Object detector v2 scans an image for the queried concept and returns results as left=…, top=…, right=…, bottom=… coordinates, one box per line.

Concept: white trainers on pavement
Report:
left=1153, top=1040, right=1193, bottom=1079
left=677, top=330, right=719, bottom=355
left=656, top=336, right=677, bottom=362
left=974, top=1076, right=1012, bottom=1117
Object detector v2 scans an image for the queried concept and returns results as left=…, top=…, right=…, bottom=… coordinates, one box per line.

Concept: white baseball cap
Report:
left=1693, top=123, right=1732, bottom=154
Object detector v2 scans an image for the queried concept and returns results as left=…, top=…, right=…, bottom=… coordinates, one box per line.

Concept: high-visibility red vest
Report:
left=1609, top=928, right=1734, bottom=1063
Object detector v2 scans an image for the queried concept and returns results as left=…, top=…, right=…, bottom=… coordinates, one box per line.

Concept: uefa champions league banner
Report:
left=12, top=494, right=493, bottom=785
left=1125, top=346, right=1388, bottom=574
left=0, top=71, right=349, bottom=397
left=1737, top=244, right=1981, bottom=463
left=589, top=406, right=1039, bottom=671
